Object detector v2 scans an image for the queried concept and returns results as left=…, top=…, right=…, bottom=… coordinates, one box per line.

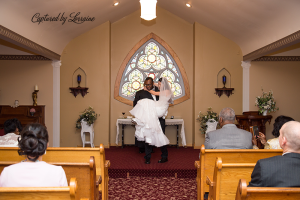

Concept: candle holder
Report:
left=32, top=90, right=39, bottom=106
left=77, top=74, right=81, bottom=87
left=222, top=75, right=227, bottom=88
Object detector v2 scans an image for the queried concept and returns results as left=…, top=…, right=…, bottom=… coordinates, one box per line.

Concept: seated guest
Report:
left=249, top=121, right=300, bottom=187
left=0, top=118, right=23, bottom=147
left=0, top=123, right=68, bottom=187
left=205, top=107, right=252, bottom=149
left=253, top=115, right=294, bottom=149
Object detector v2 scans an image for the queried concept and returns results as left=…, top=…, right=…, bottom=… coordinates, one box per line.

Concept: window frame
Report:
left=114, top=33, right=190, bottom=106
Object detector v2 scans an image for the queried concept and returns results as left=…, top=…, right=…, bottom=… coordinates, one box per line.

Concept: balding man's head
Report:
left=279, top=121, right=300, bottom=153
left=219, top=107, right=235, bottom=127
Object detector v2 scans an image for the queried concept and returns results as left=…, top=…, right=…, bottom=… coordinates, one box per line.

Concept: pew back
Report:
left=195, top=145, right=283, bottom=200
left=206, top=157, right=255, bottom=200
left=0, top=178, right=78, bottom=200
left=0, top=144, right=110, bottom=200
left=236, top=179, right=300, bottom=200
left=0, top=157, right=98, bottom=200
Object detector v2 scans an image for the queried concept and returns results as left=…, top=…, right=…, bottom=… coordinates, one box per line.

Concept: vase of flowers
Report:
left=76, top=106, right=99, bottom=129
left=29, top=108, right=36, bottom=116
left=196, top=107, right=219, bottom=134
left=255, top=89, right=279, bottom=116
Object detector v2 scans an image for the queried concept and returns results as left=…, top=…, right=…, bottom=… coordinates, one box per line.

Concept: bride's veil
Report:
left=159, top=77, right=174, bottom=104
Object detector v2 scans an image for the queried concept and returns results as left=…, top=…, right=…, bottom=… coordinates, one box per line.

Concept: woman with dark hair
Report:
left=253, top=115, right=295, bottom=149
left=0, top=123, right=68, bottom=187
left=0, top=118, right=22, bottom=147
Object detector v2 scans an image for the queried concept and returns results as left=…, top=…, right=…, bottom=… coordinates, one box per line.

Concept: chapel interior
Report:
left=0, top=0, right=299, bottom=149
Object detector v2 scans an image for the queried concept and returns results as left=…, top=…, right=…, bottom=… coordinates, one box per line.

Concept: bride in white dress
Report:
left=129, top=77, right=174, bottom=147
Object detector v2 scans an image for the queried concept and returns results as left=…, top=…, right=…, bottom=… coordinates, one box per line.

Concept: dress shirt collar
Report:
left=282, top=152, right=291, bottom=156
left=222, top=124, right=237, bottom=128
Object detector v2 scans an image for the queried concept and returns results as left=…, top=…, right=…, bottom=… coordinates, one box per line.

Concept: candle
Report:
left=222, top=75, right=227, bottom=88
left=77, top=74, right=81, bottom=82
left=35, top=85, right=38, bottom=90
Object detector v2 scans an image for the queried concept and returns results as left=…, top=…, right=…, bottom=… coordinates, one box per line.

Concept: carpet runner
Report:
left=108, top=177, right=197, bottom=200
left=105, top=146, right=199, bottom=178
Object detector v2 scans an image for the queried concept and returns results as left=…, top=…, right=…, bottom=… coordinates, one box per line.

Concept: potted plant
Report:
left=76, top=106, right=99, bottom=129
left=255, top=89, right=279, bottom=116
left=196, top=107, right=219, bottom=134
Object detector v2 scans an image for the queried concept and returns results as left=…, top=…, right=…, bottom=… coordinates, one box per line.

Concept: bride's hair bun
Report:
left=18, top=123, right=48, bottom=162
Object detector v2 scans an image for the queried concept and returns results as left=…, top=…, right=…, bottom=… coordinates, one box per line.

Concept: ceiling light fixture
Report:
left=140, top=0, right=157, bottom=21
left=186, top=3, right=191, bottom=8
left=113, top=2, right=119, bottom=6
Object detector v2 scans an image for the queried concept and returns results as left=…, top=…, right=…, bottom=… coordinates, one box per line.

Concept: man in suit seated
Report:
left=204, top=107, right=252, bottom=149
left=248, top=121, right=300, bottom=187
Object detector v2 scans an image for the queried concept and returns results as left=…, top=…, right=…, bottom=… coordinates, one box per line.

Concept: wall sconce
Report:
left=140, top=0, right=157, bottom=21
left=215, top=68, right=234, bottom=98
left=69, top=67, right=89, bottom=98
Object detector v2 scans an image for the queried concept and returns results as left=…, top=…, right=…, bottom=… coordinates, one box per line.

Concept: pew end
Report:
left=236, top=179, right=300, bottom=200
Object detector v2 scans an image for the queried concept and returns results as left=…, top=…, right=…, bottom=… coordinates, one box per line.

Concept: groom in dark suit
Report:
left=133, top=77, right=168, bottom=164
left=248, top=121, right=300, bottom=187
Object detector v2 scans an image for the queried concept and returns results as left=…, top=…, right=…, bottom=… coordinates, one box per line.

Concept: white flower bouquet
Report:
left=255, top=89, right=279, bottom=114
left=76, top=106, right=99, bottom=129
left=196, top=107, right=219, bottom=134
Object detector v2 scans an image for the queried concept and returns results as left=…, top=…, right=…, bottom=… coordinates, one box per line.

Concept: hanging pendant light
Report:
left=140, top=0, right=157, bottom=21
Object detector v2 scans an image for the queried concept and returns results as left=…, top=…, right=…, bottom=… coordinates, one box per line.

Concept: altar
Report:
left=116, top=118, right=186, bottom=148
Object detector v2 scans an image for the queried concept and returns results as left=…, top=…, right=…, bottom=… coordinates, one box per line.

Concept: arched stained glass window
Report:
left=114, top=33, right=190, bottom=106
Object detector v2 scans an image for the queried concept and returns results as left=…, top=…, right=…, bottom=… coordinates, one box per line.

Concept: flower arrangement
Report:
left=196, top=107, right=219, bottom=134
left=76, top=106, right=99, bottom=129
left=30, top=108, right=36, bottom=113
left=255, top=89, right=279, bottom=114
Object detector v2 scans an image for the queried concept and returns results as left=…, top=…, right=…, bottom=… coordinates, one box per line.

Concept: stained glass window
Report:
left=119, top=39, right=185, bottom=101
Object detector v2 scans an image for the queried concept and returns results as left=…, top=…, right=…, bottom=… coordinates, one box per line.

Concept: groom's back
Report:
left=133, top=90, right=154, bottom=107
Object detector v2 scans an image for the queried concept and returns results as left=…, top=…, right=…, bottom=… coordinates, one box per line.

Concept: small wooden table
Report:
left=116, top=119, right=186, bottom=148
left=236, top=111, right=272, bottom=149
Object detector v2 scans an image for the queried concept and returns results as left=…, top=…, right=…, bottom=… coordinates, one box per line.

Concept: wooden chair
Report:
left=0, top=178, right=85, bottom=200
left=194, top=145, right=283, bottom=200
left=0, top=144, right=110, bottom=200
left=206, top=157, right=255, bottom=200
left=0, top=156, right=100, bottom=200
left=235, top=179, right=300, bottom=200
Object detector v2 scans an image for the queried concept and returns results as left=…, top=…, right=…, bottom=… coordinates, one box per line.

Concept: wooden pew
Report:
left=0, top=144, right=110, bottom=200
left=235, top=179, right=300, bottom=200
left=0, top=156, right=100, bottom=200
left=194, top=145, right=283, bottom=200
left=206, top=157, right=255, bottom=200
left=0, top=178, right=85, bottom=200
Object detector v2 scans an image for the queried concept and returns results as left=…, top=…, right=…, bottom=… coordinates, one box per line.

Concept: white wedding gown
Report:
left=129, top=95, right=171, bottom=147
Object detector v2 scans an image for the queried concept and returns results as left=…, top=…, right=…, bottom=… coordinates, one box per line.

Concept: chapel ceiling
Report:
left=0, top=0, right=299, bottom=57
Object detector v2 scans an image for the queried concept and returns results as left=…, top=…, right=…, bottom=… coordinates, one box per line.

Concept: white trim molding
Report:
left=241, top=61, right=251, bottom=112
left=52, top=60, right=61, bottom=147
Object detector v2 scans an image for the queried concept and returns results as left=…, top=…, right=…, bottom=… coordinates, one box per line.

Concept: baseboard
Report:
left=193, top=145, right=202, bottom=149
left=77, top=144, right=110, bottom=148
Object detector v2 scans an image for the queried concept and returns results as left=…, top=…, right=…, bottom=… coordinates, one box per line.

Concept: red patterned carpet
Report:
left=105, top=146, right=200, bottom=178
left=108, top=177, right=197, bottom=200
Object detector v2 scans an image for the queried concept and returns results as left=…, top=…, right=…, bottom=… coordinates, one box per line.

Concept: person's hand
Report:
left=252, top=135, right=257, bottom=146
left=257, top=132, right=266, bottom=145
